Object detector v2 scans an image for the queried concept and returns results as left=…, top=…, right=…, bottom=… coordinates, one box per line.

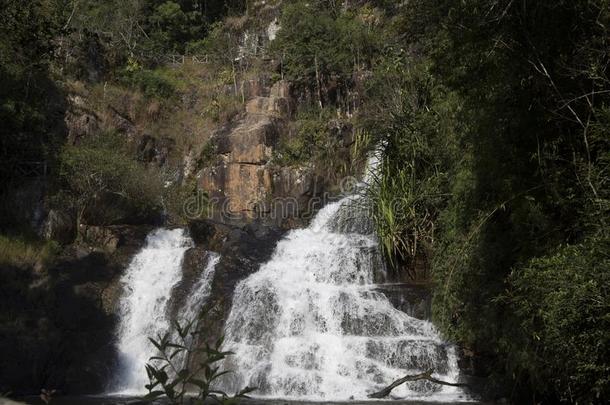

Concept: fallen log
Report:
left=368, top=369, right=469, bottom=399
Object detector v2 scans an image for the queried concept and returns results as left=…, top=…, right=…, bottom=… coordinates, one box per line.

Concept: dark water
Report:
left=17, top=397, right=481, bottom=405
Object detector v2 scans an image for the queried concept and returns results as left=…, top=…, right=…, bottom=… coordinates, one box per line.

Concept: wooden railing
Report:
left=136, top=53, right=211, bottom=65
left=2, top=161, right=48, bottom=179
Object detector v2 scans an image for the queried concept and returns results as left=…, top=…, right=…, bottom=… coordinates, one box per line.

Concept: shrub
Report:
left=365, top=56, right=460, bottom=275
left=162, top=179, right=211, bottom=224
left=274, top=108, right=332, bottom=165
left=505, top=236, right=610, bottom=403
left=122, top=68, right=176, bottom=99
left=144, top=313, right=254, bottom=404
left=56, top=132, right=163, bottom=225
left=271, top=1, right=383, bottom=106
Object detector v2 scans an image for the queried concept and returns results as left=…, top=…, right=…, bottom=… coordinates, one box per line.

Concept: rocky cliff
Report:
left=0, top=2, right=362, bottom=396
left=199, top=80, right=330, bottom=227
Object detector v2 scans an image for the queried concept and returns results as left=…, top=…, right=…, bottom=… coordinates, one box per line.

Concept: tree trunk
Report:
left=315, top=54, right=323, bottom=108
left=368, top=369, right=468, bottom=399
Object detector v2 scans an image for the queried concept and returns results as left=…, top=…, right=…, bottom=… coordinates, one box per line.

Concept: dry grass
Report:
left=0, top=234, right=59, bottom=269
left=66, top=58, right=276, bottom=177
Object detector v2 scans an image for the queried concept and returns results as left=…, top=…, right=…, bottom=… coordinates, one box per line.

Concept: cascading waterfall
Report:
left=114, top=228, right=192, bottom=392
left=178, top=252, right=220, bottom=325
left=113, top=228, right=219, bottom=393
left=221, top=158, right=466, bottom=401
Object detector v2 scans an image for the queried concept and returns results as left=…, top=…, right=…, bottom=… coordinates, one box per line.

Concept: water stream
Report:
left=220, top=157, right=465, bottom=401
left=111, top=159, right=467, bottom=401
left=113, top=228, right=219, bottom=393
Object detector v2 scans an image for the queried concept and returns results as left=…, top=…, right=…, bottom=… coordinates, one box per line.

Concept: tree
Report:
left=0, top=0, right=64, bottom=185
left=56, top=134, right=163, bottom=226
left=271, top=1, right=382, bottom=107
left=366, top=0, right=609, bottom=402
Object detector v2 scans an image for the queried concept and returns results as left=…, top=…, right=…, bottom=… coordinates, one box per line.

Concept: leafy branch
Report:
left=143, top=312, right=255, bottom=405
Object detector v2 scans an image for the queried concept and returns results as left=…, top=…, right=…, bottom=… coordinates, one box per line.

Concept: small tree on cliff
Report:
left=56, top=133, right=163, bottom=226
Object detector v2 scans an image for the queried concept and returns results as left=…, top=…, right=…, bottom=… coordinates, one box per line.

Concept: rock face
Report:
left=199, top=81, right=323, bottom=227
left=136, top=135, right=175, bottom=166
left=168, top=246, right=214, bottom=321
left=65, top=94, right=100, bottom=143
left=187, top=219, right=283, bottom=345
left=43, top=210, right=76, bottom=245
left=374, top=284, right=433, bottom=320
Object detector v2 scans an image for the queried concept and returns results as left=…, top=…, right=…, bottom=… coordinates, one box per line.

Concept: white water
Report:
left=178, top=252, right=220, bottom=325
left=221, top=159, right=466, bottom=401
left=114, top=228, right=219, bottom=393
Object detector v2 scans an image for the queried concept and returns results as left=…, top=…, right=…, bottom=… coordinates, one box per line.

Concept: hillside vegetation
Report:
left=0, top=0, right=608, bottom=403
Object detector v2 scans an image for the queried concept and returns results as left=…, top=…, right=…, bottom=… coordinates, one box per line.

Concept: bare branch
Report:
left=368, top=369, right=469, bottom=399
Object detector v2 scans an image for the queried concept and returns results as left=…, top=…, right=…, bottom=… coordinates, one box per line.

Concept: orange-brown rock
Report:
left=199, top=79, right=328, bottom=226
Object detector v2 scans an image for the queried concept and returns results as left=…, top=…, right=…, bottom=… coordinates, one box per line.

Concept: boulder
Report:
left=270, top=80, right=291, bottom=99
left=78, top=225, right=120, bottom=253
left=65, top=110, right=99, bottom=143
left=43, top=209, right=76, bottom=245
left=187, top=219, right=284, bottom=347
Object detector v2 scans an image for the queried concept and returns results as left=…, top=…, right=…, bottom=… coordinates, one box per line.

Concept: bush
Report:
left=271, top=1, right=383, bottom=106
left=274, top=108, right=332, bottom=165
left=56, top=133, right=163, bottom=225
left=367, top=1, right=609, bottom=402
left=144, top=313, right=254, bottom=404
left=122, top=68, right=176, bottom=99
left=365, top=56, right=459, bottom=275
left=505, top=236, right=610, bottom=403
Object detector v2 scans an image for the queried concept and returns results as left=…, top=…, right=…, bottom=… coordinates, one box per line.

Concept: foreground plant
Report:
left=143, top=312, right=254, bottom=404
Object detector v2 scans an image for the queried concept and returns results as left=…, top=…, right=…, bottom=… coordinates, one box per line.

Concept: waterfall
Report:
left=113, top=228, right=219, bottom=393
left=221, top=161, right=466, bottom=401
left=178, top=252, right=220, bottom=325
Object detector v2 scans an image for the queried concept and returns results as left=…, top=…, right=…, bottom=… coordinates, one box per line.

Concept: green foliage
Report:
left=274, top=108, right=333, bottom=165
left=65, top=0, right=247, bottom=64
left=271, top=1, right=383, bottom=106
left=365, top=55, right=460, bottom=275
left=204, top=93, right=243, bottom=123
left=147, top=1, right=197, bottom=52
left=505, top=236, right=610, bottom=403
left=198, top=141, right=217, bottom=167
left=162, top=179, right=210, bottom=224
left=144, top=313, right=254, bottom=404
left=0, top=0, right=64, bottom=183
left=121, top=68, right=177, bottom=98
left=190, top=21, right=240, bottom=63
left=56, top=133, right=164, bottom=225
left=273, top=107, right=357, bottom=181
left=366, top=0, right=609, bottom=402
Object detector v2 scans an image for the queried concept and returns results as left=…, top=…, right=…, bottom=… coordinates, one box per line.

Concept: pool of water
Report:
left=17, top=396, right=481, bottom=405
